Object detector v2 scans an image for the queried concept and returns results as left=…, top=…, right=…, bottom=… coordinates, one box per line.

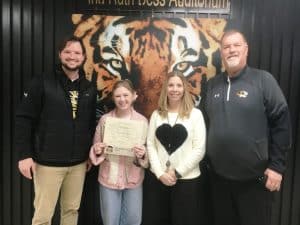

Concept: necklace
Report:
left=165, top=112, right=179, bottom=171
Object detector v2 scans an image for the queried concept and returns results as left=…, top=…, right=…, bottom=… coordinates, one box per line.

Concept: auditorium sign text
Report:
left=75, top=0, right=231, bottom=14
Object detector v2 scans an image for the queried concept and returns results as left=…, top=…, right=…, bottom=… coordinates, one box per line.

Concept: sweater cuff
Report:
left=154, top=170, right=164, bottom=179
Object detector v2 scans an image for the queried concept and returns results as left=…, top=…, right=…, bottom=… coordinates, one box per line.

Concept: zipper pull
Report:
left=226, top=76, right=231, bottom=101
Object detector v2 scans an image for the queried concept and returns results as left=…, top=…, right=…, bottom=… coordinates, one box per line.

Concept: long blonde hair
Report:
left=157, top=71, right=194, bottom=118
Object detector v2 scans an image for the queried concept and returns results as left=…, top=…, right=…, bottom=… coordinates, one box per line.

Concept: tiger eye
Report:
left=176, top=62, right=189, bottom=71
left=111, top=59, right=122, bottom=69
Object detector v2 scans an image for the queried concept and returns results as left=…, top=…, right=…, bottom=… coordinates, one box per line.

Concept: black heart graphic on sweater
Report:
left=155, top=123, right=188, bottom=154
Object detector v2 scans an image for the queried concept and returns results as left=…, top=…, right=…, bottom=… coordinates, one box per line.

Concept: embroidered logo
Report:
left=214, top=93, right=220, bottom=98
left=236, top=90, right=248, bottom=98
left=69, top=91, right=79, bottom=119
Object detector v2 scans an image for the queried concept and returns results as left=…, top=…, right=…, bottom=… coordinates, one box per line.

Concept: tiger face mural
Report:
left=72, top=15, right=226, bottom=118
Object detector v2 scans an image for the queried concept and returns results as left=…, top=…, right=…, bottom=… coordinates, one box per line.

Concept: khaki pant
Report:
left=32, top=162, right=86, bottom=225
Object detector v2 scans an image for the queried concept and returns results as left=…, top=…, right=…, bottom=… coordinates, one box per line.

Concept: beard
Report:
left=225, top=58, right=240, bottom=68
left=61, top=62, right=82, bottom=72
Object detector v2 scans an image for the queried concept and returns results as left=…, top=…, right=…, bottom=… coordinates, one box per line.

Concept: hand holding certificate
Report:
left=103, top=117, right=148, bottom=157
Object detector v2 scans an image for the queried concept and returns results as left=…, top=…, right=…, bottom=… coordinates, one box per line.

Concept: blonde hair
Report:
left=112, top=79, right=136, bottom=94
left=157, top=71, right=194, bottom=118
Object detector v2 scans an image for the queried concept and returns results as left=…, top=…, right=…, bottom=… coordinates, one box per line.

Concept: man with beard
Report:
left=201, top=30, right=291, bottom=225
left=15, top=36, right=97, bottom=225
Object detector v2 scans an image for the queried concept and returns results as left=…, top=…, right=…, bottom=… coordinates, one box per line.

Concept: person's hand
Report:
left=264, top=168, right=282, bottom=192
left=94, top=142, right=106, bottom=155
left=133, top=145, right=146, bottom=159
left=159, top=173, right=176, bottom=186
left=167, top=169, right=177, bottom=180
left=18, top=158, right=36, bottom=179
left=89, top=143, right=106, bottom=165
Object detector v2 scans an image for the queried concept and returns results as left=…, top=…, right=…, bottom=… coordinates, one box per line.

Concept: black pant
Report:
left=210, top=171, right=273, bottom=225
left=142, top=170, right=202, bottom=225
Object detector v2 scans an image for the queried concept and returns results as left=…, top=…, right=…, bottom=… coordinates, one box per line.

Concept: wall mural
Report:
left=72, top=14, right=227, bottom=118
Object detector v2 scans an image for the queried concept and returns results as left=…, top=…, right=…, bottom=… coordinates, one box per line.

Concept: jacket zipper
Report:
left=226, top=76, right=231, bottom=101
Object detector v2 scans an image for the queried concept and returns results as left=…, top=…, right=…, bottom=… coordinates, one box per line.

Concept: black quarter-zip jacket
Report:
left=15, top=66, right=97, bottom=166
left=202, top=66, right=291, bottom=180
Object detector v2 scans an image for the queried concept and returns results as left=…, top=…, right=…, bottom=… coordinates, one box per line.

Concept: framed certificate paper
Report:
left=103, top=117, right=147, bottom=157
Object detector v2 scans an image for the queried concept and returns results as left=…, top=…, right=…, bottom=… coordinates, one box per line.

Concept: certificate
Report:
left=103, top=117, right=147, bottom=157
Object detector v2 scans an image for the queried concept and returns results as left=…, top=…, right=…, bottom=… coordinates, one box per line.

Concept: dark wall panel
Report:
left=2, top=0, right=13, bottom=224
left=1, top=0, right=300, bottom=225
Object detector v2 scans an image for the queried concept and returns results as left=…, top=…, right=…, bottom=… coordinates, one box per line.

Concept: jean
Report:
left=99, top=184, right=142, bottom=225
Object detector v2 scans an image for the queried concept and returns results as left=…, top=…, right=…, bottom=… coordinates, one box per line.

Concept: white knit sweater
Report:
left=147, top=108, right=206, bottom=179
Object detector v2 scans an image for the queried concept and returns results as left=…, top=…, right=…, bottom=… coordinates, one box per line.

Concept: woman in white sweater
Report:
left=142, top=71, right=206, bottom=225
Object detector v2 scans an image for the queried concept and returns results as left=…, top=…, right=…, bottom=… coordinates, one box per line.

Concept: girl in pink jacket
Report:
left=89, top=79, right=148, bottom=225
